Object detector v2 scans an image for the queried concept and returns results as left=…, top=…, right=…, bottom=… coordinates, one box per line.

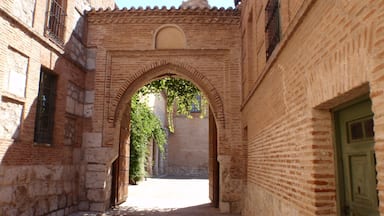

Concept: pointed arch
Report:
left=112, top=60, right=225, bottom=130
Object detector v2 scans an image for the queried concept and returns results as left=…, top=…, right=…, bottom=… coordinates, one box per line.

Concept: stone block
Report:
left=85, top=148, right=112, bottom=163
left=67, top=195, right=74, bottom=207
left=51, top=166, right=64, bottom=181
left=73, top=149, right=82, bottom=163
left=48, top=211, right=57, bottom=216
left=64, top=181, right=72, bottom=193
left=85, top=171, right=106, bottom=189
left=75, top=102, right=84, bottom=116
left=0, top=100, right=23, bottom=140
left=83, top=133, right=102, bottom=148
left=89, top=202, right=106, bottom=212
left=87, top=189, right=106, bottom=202
left=66, top=97, right=76, bottom=114
left=56, top=209, right=65, bottom=216
left=19, top=208, right=34, bottom=216
left=64, top=207, right=70, bottom=215
left=58, top=195, right=67, bottom=208
left=87, top=164, right=107, bottom=172
left=86, top=49, right=97, bottom=71
left=28, top=181, right=48, bottom=197
left=35, top=199, right=49, bottom=215
left=85, top=90, right=95, bottom=104
left=14, top=185, right=29, bottom=205
left=0, top=186, right=13, bottom=204
left=48, top=196, right=59, bottom=212
left=220, top=201, right=230, bottom=213
left=78, top=201, right=89, bottom=211
left=2, top=207, right=18, bottom=216
left=35, top=165, right=54, bottom=180
left=84, top=104, right=94, bottom=117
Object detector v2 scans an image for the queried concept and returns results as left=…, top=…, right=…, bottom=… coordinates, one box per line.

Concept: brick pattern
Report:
left=0, top=0, right=114, bottom=214
left=241, top=0, right=384, bottom=215
left=86, top=9, right=243, bottom=213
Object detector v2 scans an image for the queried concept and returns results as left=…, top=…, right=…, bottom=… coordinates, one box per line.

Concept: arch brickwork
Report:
left=113, top=60, right=226, bottom=129
left=82, top=7, right=243, bottom=213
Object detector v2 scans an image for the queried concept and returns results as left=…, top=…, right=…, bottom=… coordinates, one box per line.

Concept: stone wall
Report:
left=241, top=0, right=384, bottom=215
left=10, top=0, right=36, bottom=27
left=168, top=113, right=209, bottom=178
left=0, top=165, right=79, bottom=215
left=0, top=0, right=115, bottom=215
left=0, top=99, right=23, bottom=140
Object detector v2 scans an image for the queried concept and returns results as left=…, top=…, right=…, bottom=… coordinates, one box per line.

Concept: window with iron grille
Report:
left=34, top=68, right=57, bottom=144
left=46, top=0, right=66, bottom=44
left=265, top=0, right=281, bottom=59
left=191, top=95, right=202, bottom=113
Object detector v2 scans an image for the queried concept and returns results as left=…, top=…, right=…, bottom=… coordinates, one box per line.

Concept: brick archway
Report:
left=113, top=60, right=225, bottom=131
left=111, top=60, right=224, bottom=209
left=84, top=7, right=242, bottom=213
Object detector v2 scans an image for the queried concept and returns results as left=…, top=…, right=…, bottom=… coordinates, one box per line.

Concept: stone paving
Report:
left=72, top=178, right=239, bottom=216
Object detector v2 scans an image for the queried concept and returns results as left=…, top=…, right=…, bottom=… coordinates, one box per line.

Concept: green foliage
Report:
left=129, top=94, right=166, bottom=184
left=139, top=77, right=202, bottom=132
left=129, top=77, right=206, bottom=183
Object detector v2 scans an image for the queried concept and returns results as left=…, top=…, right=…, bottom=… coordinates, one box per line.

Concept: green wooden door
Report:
left=336, top=100, right=378, bottom=216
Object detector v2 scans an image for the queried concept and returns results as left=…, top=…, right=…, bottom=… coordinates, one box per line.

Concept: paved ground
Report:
left=72, top=178, right=239, bottom=216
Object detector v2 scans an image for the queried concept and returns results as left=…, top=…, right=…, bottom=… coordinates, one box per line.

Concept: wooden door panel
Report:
left=346, top=153, right=374, bottom=206
left=336, top=99, right=378, bottom=216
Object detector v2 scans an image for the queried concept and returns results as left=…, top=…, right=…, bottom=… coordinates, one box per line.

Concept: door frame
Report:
left=332, top=95, right=376, bottom=215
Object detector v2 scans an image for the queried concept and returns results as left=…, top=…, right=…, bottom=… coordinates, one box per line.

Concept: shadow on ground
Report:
left=71, top=178, right=239, bottom=216
left=74, top=203, right=238, bottom=216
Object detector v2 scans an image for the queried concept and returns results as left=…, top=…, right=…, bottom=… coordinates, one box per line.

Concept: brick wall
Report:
left=241, top=0, right=384, bottom=215
left=0, top=0, right=115, bottom=214
left=86, top=8, right=243, bottom=213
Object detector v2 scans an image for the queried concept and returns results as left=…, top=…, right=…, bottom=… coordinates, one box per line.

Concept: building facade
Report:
left=0, top=0, right=115, bottom=215
left=1, top=0, right=384, bottom=215
left=240, top=0, right=384, bottom=215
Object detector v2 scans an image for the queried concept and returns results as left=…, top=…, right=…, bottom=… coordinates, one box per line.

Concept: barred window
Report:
left=46, top=0, right=66, bottom=44
left=191, top=95, right=202, bottom=113
left=265, top=0, right=281, bottom=59
left=34, top=68, right=57, bottom=144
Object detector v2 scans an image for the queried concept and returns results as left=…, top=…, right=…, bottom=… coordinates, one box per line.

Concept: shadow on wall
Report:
left=0, top=10, right=91, bottom=215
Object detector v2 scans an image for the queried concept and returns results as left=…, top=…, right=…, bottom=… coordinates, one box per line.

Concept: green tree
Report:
left=129, top=94, right=166, bottom=184
left=129, top=77, right=206, bottom=183
left=140, top=77, right=205, bottom=132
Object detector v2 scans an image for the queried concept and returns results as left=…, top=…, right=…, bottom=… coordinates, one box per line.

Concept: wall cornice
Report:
left=86, top=7, right=240, bottom=25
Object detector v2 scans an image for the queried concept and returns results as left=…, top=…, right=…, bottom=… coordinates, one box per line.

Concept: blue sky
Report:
left=115, top=0, right=234, bottom=9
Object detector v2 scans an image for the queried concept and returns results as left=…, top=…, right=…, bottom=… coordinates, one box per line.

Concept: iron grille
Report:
left=34, top=69, right=57, bottom=144
left=190, top=95, right=202, bottom=113
left=46, top=0, right=66, bottom=44
left=265, top=0, right=281, bottom=59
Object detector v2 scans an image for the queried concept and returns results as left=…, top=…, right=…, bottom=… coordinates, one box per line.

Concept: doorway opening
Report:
left=110, top=76, right=220, bottom=211
left=334, top=98, right=378, bottom=215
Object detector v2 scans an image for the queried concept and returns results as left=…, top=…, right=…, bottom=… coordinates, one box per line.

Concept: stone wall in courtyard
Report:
left=168, top=113, right=209, bottom=178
